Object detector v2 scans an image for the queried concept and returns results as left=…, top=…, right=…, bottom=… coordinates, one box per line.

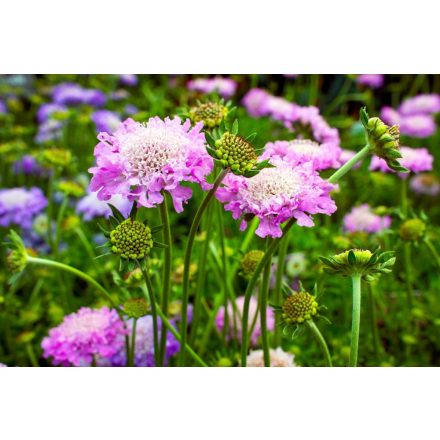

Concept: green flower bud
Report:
left=123, top=268, right=144, bottom=286
left=5, top=230, right=32, bottom=274
left=38, top=148, right=72, bottom=168
left=320, top=248, right=396, bottom=281
left=399, top=219, right=426, bottom=242
left=61, top=215, right=81, bottom=233
left=110, top=219, right=154, bottom=260
left=240, top=250, right=265, bottom=278
left=123, top=298, right=149, bottom=319
left=282, top=291, right=318, bottom=324
left=58, top=180, right=85, bottom=198
left=189, top=102, right=228, bottom=128
left=217, top=357, right=233, bottom=367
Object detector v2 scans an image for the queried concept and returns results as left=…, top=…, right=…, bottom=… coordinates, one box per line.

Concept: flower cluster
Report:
left=216, top=296, right=275, bottom=346
left=52, top=82, right=106, bottom=107
left=215, top=160, right=336, bottom=238
left=91, top=109, right=121, bottom=133
left=246, top=347, right=296, bottom=367
left=343, top=204, right=391, bottom=234
left=356, top=74, right=385, bottom=89
left=0, top=187, right=47, bottom=229
left=187, top=77, right=237, bottom=99
left=41, top=307, right=127, bottom=367
left=89, top=117, right=213, bottom=213
left=410, top=173, right=440, bottom=196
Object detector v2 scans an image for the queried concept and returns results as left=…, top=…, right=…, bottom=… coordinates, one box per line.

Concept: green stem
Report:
left=46, top=170, right=56, bottom=250
left=154, top=301, right=208, bottom=367
left=350, top=274, right=362, bottom=367
left=273, top=236, right=289, bottom=347
left=26, top=256, right=118, bottom=309
left=305, top=320, right=333, bottom=367
left=54, top=196, right=68, bottom=258
left=260, top=239, right=272, bottom=367
left=158, top=195, right=172, bottom=366
left=139, top=264, right=160, bottom=367
left=328, top=145, right=370, bottom=184
left=403, top=243, right=413, bottom=309
left=425, top=238, right=440, bottom=269
left=241, top=218, right=296, bottom=366
left=129, top=318, right=138, bottom=367
left=368, top=283, right=381, bottom=360
left=400, top=178, right=408, bottom=216
left=179, top=168, right=229, bottom=366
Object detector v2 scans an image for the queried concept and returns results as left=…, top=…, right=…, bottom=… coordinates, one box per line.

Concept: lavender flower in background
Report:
left=398, top=94, right=440, bottom=116
left=187, top=77, right=237, bottom=98
left=0, top=100, right=7, bottom=114
left=36, top=103, right=68, bottom=123
left=262, top=139, right=341, bottom=171
left=246, top=347, right=296, bottom=367
left=216, top=160, right=336, bottom=238
left=89, top=117, right=213, bottom=213
left=370, top=146, right=433, bottom=176
left=241, top=88, right=272, bottom=117
left=356, top=74, right=385, bottom=89
left=0, top=363, right=8, bottom=367
left=343, top=204, right=391, bottom=234
left=410, top=173, right=440, bottom=196
left=76, top=191, right=132, bottom=221
left=0, top=187, right=47, bottom=229
left=91, top=110, right=121, bottom=133
left=35, top=119, right=64, bottom=143
left=119, top=74, right=138, bottom=87
left=216, top=296, right=275, bottom=346
left=41, top=307, right=127, bottom=367
left=124, top=104, right=138, bottom=115
left=107, top=316, right=180, bottom=367
left=285, top=252, right=307, bottom=278
left=12, top=155, right=45, bottom=176
left=52, top=82, right=106, bottom=107
left=339, top=149, right=361, bottom=169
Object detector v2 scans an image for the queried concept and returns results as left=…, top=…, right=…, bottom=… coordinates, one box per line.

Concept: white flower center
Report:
left=244, top=167, right=302, bottom=204
left=287, top=139, right=320, bottom=156
left=1, top=190, right=30, bottom=207
left=63, top=313, right=109, bottom=337
left=119, top=125, right=187, bottom=180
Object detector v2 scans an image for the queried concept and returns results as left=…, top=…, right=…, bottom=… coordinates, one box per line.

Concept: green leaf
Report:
left=107, top=204, right=125, bottom=222
left=348, top=250, right=356, bottom=265
left=232, top=119, right=239, bottom=135
left=359, top=107, right=370, bottom=128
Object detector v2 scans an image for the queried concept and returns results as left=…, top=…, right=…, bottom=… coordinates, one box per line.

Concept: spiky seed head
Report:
left=110, top=219, right=153, bottom=260
left=240, top=250, right=265, bottom=278
left=189, top=102, right=228, bottom=128
left=123, top=298, right=149, bottom=319
left=282, top=291, right=318, bottom=324
left=58, top=181, right=85, bottom=198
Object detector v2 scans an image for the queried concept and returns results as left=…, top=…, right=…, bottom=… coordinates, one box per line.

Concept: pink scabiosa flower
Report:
left=356, top=74, right=385, bottom=89
left=343, top=204, right=391, bottom=233
left=398, top=94, right=440, bottom=116
left=0, top=363, right=7, bottom=367
left=262, top=139, right=341, bottom=171
left=370, top=146, right=433, bottom=177
left=216, top=296, right=275, bottom=346
left=89, top=117, right=213, bottom=213
left=399, top=114, right=437, bottom=138
left=0, top=187, right=47, bottom=229
left=245, top=347, right=296, bottom=367
left=242, top=88, right=271, bottom=117
left=187, top=77, right=237, bottom=99
left=41, top=307, right=127, bottom=367
left=410, top=173, right=440, bottom=196
left=216, top=160, right=337, bottom=238
left=91, top=110, right=121, bottom=133
left=76, top=191, right=132, bottom=221
left=119, top=74, right=138, bottom=87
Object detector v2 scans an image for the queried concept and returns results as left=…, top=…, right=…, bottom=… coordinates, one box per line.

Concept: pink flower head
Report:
left=262, top=139, right=341, bottom=171
left=370, top=146, right=433, bottom=177
left=356, top=74, right=385, bottom=89
left=187, top=77, right=237, bottom=98
left=89, top=117, right=214, bottom=213
left=266, top=96, right=300, bottom=123
left=410, top=173, right=440, bottom=196
left=343, top=204, right=391, bottom=234
left=76, top=191, right=132, bottom=221
left=380, top=106, right=401, bottom=126
left=215, top=296, right=275, bottom=346
left=41, top=307, right=127, bottom=367
left=246, top=347, right=296, bottom=367
left=242, top=88, right=271, bottom=117
left=398, top=94, right=440, bottom=116
left=216, top=160, right=337, bottom=238
left=400, top=114, right=437, bottom=138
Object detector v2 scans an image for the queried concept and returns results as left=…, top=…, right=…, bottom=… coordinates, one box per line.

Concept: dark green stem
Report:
left=350, top=274, right=362, bottom=367
left=273, top=236, right=289, bottom=347
left=128, top=318, right=138, bottom=367
left=260, top=239, right=272, bottom=367
left=305, top=320, right=333, bottom=367
left=179, top=168, right=229, bottom=366
left=425, top=238, right=440, bottom=269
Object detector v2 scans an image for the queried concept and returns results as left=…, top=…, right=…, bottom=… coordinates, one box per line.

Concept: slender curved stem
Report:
left=46, top=170, right=56, bottom=250
left=368, top=283, right=381, bottom=360
left=273, top=236, right=289, bottom=347
left=260, top=239, right=272, bottom=367
left=139, top=264, right=160, bottom=367
left=425, top=238, right=440, bottom=269
left=328, top=145, right=370, bottom=184
left=128, top=318, right=138, bottom=367
left=305, top=320, right=333, bottom=367
left=54, top=196, right=68, bottom=258
left=26, top=255, right=118, bottom=308
left=241, top=218, right=296, bottom=366
left=350, top=275, right=362, bottom=367
left=158, top=195, right=172, bottom=366
left=179, top=168, right=229, bottom=366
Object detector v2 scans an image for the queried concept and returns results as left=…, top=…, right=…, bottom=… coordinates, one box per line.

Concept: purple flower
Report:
left=262, top=139, right=341, bottom=171
left=124, top=104, right=138, bottom=115
left=106, top=316, right=180, bottom=367
left=398, top=94, right=440, bottom=116
left=356, top=74, right=385, bottom=89
left=12, top=155, right=45, bottom=176
left=343, top=204, right=391, bottom=233
left=36, top=103, right=68, bottom=123
left=216, top=160, right=337, bottom=238
left=35, top=119, right=64, bottom=143
left=119, top=74, right=138, bottom=87
left=0, top=363, right=8, bottom=367
left=52, top=82, right=106, bottom=107
left=42, top=307, right=127, bottom=367
left=76, top=191, right=132, bottom=221
left=370, top=146, right=433, bottom=177
left=242, top=88, right=272, bottom=117
left=0, top=100, right=8, bottom=114
left=187, top=77, right=237, bottom=98
left=216, top=296, right=275, bottom=346
left=410, top=173, right=440, bottom=196
left=91, top=110, right=121, bottom=133
left=89, top=117, right=213, bottom=213
left=0, top=187, right=47, bottom=229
